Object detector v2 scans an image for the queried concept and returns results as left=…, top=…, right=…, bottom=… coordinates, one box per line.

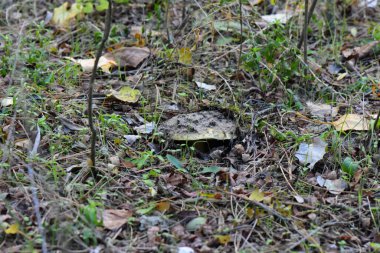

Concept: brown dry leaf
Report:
left=156, top=201, right=171, bottom=212
left=342, top=40, right=380, bottom=61
left=102, top=209, right=132, bottom=230
left=332, top=114, right=376, bottom=131
left=103, top=47, right=150, bottom=68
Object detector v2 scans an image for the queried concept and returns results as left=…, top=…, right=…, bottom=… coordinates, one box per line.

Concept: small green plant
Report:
left=130, top=150, right=156, bottom=169
left=76, top=0, right=129, bottom=13
left=80, top=200, right=103, bottom=245
left=243, top=22, right=304, bottom=90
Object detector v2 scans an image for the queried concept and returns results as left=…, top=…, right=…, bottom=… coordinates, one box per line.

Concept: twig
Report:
left=297, top=0, right=318, bottom=49
left=368, top=108, right=380, bottom=150
left=26, top=125, right=48, bottom=253
left=223, top=190, right=291, bottom=222
left=237, top=0, right=243, bottom=71
left=284, top=221, right=348, bottom=252
left=303, top=0, right=308, bottom=77
left=164, top=0, right=171, bottom=43
left=87, top=0, right=113, bottom=180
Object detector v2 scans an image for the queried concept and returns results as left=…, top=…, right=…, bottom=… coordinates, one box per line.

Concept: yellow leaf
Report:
left=110, top=86, right=141, bottom=103
left=156, top=201, right=171, bottom=212
left=215, top=234, right=231, bottom=245
left=246, top=207, right=254, bottom=218
left=249, top=189, right=265, bottom=202
left=5, top=224, right=19, bottom=234
left=337, top=72, right=348, bottom=80
left=178, top=48, right=192, bottom=65
left=332, top=114, right=376, bottom=132
left=52, top=2, right=83, bottom=28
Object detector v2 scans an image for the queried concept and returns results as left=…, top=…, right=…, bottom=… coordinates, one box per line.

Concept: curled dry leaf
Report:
left=102, top=209, right=132, bottom=230
left=341, top=41, right=380, bottom=61
left=295, top=137, right=327, bottom=169
left=103, top=47, right=150, bottom=68
left=316, top=176, right=347, bottom=195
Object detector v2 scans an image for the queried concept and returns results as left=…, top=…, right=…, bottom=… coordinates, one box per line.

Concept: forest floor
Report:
left=0, top=0, right=380, bottom=252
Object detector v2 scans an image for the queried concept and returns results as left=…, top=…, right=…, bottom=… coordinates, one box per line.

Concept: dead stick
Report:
left=87, top=0, right=113, bottom=180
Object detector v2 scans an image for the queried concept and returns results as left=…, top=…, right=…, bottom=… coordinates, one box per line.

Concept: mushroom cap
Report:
left=158, top=111, right=236, bottom=141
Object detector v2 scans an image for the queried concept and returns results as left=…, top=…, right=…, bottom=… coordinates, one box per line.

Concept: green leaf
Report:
left=200, top=166, right=221, bottom=174
left=110, top=86, right=141, bottom=103
left=370, top=242, right=380, bottom=251
left=185, top=217, right=207, bottom=231
left=342, top=157, right=359, bottom=177
left=96, top=0, right=109, bottom=11
left=249, top=189, right=265, bottom=202
left=166, top=154, right=184, bottom=170
left=136, top=203, right=156, bottom=215
left=82, top=2, right=94, bottom=13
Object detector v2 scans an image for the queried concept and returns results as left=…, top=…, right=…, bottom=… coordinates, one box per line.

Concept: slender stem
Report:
left=297, top=0, right=318, bottom=49
left=303, top=0, right=308, bottom=71
left=237, top=0, right=243, bottom=72
left=88, top=0, right=113, bottom=180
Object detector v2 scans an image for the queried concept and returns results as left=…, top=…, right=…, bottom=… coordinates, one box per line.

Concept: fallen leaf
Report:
left=110, top=86, right=141, bottom=103
left=337, top=72, right=348, bottom=80
left=178, top=247, right=195, bottom=253
left=317, top=176, right=347, bottom=195
left=294, top=195, right=305, bottom=204
left=5, top=224, right=19, bottom=234
left=185, top=217, right=207, bottom=231
left=332, top=114, right=376, bottom=131
left=360, top=0, right=378, bottom=7
left=134, top=122, right=155, bottom=134
left=65, top=56, right=116, bottom=73
left=102, top=209, right=132, bottom=230
left=341, top=41, right=380, bottom=61
left=178, top=48, right=192, bottom=65
left=200, top=166, right=222, bottom=174
left=195, top=81, right=216, bottom=91
left=156, top=201, right=170, bottom=212
left=58, top=117, right=85, bottom=131
left=261, top=13, right=294, bottom=24
left=103, top=47, right=150, bottom=68
left=1, top=97, right=13, bottom=107
left=249, top=188, right=265, bottom=202
left=51, top=2, right=83, bottom=28
left=215, top=234, right=231, bottom=245
left=306, top=102, right=338, bottom=118
left=295, top=137, right=327, bottom=169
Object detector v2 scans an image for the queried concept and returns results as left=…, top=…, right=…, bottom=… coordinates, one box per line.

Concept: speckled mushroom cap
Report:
left=158, top=111, right=236, bottom=141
